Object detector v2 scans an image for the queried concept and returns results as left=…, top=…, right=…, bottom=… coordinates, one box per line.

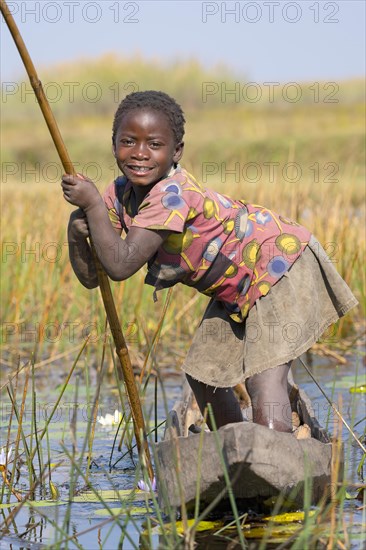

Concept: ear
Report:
left=173, top=141, right=184, bottom=164
left=111, top=143, right=116, bottom=157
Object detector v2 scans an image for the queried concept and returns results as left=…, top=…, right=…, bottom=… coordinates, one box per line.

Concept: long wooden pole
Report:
left=299, top=358, right=366, bottom=454
left=1, top=0, right=154, bottom=481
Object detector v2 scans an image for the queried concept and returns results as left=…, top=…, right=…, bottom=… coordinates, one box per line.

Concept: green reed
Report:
left=1, top=338, right=364, bottom=548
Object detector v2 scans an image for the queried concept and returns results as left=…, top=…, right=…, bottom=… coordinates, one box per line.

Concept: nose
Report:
left=131, top=142, right=149, bottom=160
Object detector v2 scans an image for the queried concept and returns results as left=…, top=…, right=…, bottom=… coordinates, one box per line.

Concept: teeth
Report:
left=130, top=166, right=150, bottom=172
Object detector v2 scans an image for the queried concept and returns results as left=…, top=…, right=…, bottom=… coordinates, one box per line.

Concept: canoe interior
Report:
left=156, top=379, right=340, bottom=513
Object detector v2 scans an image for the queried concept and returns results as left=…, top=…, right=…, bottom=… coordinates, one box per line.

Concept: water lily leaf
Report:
left=263, top=511, right=315, bottom=523
left=349, top=385, right=366, bottom=394
left=26, top=500, right=68, bottom=507
left=144, top=518, right=302, bottom=538
left=243, top=524, right=300, bottom=539
left=73, top=489, right=150, bottom=503
left=55, top=383, right=88, bottom=397
left=0, top=499, right=68, bottom=509
left=346, top=487, right=365, bottom=500
left=175, top=519, right=223, bottom=533
left=326, top=375, right=366, bottom=389
left=94, top=505, right=153, bottom=516
left=143, top=518, right=223, bottom=535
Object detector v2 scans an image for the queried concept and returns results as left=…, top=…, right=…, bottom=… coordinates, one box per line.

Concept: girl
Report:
left=62, top=91, right=357, bottom=433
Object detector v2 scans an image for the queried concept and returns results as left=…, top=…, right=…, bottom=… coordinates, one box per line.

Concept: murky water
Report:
left=0, top=351, right=364, bottom=549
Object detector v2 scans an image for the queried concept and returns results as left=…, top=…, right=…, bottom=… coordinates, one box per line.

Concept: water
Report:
left=0, top=352, right=364, bottom=549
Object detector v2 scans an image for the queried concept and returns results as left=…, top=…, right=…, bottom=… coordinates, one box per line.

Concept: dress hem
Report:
left=181, top=296, right=358, bottom=388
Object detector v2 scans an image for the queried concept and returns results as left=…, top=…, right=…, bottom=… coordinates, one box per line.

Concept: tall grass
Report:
left=1, top=58, right=365, bottom=363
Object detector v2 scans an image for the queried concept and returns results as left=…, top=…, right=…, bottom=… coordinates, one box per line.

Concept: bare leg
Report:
left=245, top=362, right=292, bottom=432
left=186, top=374, right=243, bottom=430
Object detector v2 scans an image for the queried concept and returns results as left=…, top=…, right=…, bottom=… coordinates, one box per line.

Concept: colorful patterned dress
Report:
left=103, top=166, right=311, bottom=322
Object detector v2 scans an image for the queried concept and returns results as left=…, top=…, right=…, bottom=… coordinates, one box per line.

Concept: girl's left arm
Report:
left=62, top=174, right=166, bottom=280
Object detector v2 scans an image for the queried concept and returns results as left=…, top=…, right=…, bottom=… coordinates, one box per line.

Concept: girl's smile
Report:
left=113, top=109, right=183, bottom=195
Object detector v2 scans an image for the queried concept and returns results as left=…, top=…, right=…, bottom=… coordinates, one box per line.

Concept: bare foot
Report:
left=292, top=411, right=301, bottom=429
left=293, top=424, right=311, bottom=439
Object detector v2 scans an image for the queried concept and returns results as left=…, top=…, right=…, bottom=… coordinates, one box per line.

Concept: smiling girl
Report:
left=62, top=91, right=357, bottom=433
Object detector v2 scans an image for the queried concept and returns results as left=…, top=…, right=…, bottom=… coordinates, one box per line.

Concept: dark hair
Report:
left=112, top=90, right=185, bottom=146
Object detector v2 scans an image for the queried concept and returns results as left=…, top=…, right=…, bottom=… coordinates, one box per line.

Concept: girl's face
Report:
left=113, top=109, right=183, bottom=189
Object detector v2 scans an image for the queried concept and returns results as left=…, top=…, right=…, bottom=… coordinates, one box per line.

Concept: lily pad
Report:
left=326, top=374, right=366, bottom=389
left=27, top=500, right=68, bottom=507
left=143, top=511, right=315, bottom=537
left=144, top=518, right=224, bottom=535
left=0, top=499, right=68, bottom=509
left=243, top=523, right=300, bottom=539
left=73, top=489, right=150, bottom=503
left=263, top=511, right=315, bottom=523
left=94, top=505, right=153, bottom=516
left=349, top=385, right=366, bottom=394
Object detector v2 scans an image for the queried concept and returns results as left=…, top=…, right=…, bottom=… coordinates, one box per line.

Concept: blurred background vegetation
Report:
left=1, top=56, right=365, bottom=365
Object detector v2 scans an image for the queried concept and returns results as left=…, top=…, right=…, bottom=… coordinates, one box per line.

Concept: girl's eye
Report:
left=121, top=139, right=134, bottom=146
left=150, top=142, right=162, bottom=148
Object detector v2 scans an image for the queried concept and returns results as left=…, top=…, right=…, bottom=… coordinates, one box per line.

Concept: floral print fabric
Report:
left=103, top=166, right=311, bottom=322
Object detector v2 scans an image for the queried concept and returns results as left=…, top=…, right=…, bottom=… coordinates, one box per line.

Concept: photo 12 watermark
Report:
left=1, top=320, right=139, bottom=344
left=1, top=81, right=139, bottom=105
left=1, top=160, right=119, bottom=184
left=1, top=158, right=340, bottom=186
left=2, top=1, right=140, bottom=24
left=0, top=400, right=126, bottom=426
left=202, top=81, right=339, bottom=104
left=1, top=236, right=341, bottom=266
left=201, top=160, right=340, bottom=185
left=201, top=2, right=340, bottom=24
left=200, top=318, right=342, bottom=346
left=2, top=238, right=148, bottom=266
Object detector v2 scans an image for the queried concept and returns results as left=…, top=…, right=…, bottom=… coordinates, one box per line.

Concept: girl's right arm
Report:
left=68, top=208, right=100, bottom=289
left=63, top=174, right=167, bottom=283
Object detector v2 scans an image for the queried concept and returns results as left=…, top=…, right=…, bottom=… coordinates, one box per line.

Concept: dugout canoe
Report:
left=156, top=379, right=337, bottom=511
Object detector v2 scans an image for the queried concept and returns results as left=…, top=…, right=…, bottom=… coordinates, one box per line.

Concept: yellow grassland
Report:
left=1, top=57, right=365, bottom=354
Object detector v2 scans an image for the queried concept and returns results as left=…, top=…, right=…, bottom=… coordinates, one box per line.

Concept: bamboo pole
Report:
left=1, top=0, right=154, bottom=481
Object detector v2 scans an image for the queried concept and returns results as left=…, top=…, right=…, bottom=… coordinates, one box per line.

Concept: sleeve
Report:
left=131, top=180, right=190, bottom=233
left=102, top=182, right=123, bottom=231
